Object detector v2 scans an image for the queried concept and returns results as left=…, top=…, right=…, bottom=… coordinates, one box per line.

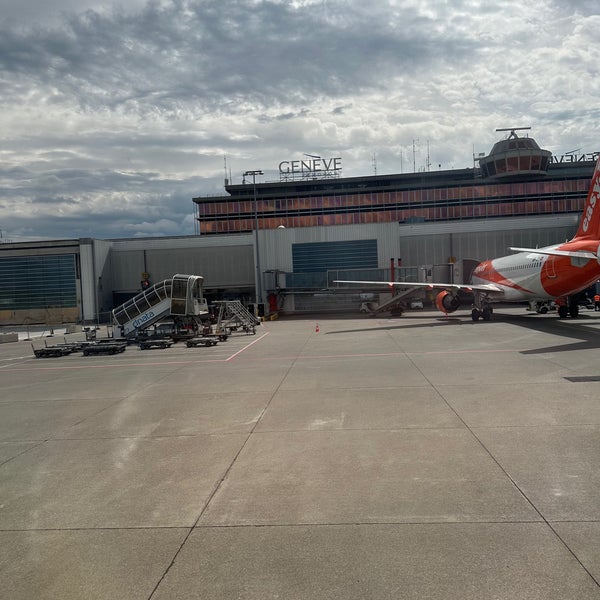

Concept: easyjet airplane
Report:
left=335, top=157, right=600, bottom=321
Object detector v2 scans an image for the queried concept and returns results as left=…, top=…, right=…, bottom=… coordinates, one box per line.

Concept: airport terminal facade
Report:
left=0, top=133, right=597, bottom=324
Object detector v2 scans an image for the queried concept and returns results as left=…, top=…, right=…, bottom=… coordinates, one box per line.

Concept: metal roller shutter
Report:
left=292, top=239, right=377, bottom=272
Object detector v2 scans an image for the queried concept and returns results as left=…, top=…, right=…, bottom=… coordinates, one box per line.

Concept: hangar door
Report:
left=292, top=239, right=377, bottom=272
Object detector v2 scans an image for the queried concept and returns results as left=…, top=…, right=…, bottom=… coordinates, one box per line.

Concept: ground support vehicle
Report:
left=111, top=274, right=209, bottom=339
left=31, top=343, right=74, bottom=358
left=82, top=340, right=127, bottom=356
left=31, top=338, right=86, bottom=358
left=213, top=300, right=259, bottom=335
left=138, top=338, right=173, bottom=350
left=186, top=337, right=218, bottom=347
left=199, top=324, right=229, bottom=342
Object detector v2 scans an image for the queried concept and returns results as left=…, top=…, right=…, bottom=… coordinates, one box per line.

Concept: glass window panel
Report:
left=0, top=254, right=77, bottom=310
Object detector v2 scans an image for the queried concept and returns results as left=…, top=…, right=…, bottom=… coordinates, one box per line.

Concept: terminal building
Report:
left=0, top=131, right=597, bottom=324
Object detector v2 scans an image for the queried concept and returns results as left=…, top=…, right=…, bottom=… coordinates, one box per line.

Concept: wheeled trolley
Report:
left=138, top=338, right=173, bottom=350
left=186, top=337, right=218, bottom=347
left=82, top=341, right=127, bottom=356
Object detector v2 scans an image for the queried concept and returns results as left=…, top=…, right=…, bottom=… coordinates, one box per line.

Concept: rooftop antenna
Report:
left=224, top=155, right=229, bottom=186
left=372, top=152, right=377, bottom=176
left=412, top=138, right=419, bottom=173
left=496, top=126, right=531, bottom=139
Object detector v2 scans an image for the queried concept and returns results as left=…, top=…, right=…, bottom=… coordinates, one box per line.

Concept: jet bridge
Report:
left=112, top=274, right=209, bottom=337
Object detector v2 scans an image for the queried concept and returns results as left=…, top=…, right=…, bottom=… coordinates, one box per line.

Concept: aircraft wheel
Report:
left=471, top=308, right=480, bottom=321
left=482, top=306, right=492, bottom=321
left=558, top=305, right=569, bottom=319
left=569, top=303, right=579, bottom=318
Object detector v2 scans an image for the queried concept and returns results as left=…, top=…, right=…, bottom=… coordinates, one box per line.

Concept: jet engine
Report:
left=435, top=290, right=461, bottom=314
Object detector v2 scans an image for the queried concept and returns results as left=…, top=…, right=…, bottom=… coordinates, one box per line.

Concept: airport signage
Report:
left=550, top=152, right=600, bottom=163
left=133, top=310, right=155, bottom=329
left=278, top=156, right=342, bottom=180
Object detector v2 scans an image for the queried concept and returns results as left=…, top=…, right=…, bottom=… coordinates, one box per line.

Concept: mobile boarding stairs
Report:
left=112, top=274, right=209, bottom=338
left=213, top=300, right=261, bottom=335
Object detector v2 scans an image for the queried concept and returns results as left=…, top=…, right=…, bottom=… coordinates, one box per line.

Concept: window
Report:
left=0, top=254, right=77, bottom=310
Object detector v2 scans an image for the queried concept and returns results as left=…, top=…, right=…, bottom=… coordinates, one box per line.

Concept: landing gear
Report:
left=471, top=303, right=493, bottom=321
left=569, top=302, right=579, bottom=319
left=557, top=296, right=579, bottom=318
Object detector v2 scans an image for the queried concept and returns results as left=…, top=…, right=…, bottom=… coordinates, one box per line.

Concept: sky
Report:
left=1, top=0, right=599, bottom=242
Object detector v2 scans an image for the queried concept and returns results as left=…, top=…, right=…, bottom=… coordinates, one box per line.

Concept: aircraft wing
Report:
left=333, top=280, right=503, bottom=293
left=509, top=247, right=598, bottom=260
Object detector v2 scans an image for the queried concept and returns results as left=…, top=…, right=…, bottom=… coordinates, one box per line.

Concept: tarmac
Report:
left=1, top=306, right=600, bottom=599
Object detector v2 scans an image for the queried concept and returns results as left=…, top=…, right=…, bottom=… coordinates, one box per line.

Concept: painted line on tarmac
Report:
left=225, top=331, right=270, bottom=361
left=224, top=346, right=525, bottom=363
left=0, top=356, right=33, bottom=368
left=0, top=358, right=227, bottom=372
left=219, top=340, right=524, bottom=362
left=1, top=337, right=523, bottom=371
left=0, top=333, right=272, bottom=372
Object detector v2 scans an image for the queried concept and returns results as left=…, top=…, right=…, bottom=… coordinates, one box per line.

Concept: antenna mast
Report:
left=496, top=126, right=531, bottom=139
left=412, top=138, right=419, bottom=172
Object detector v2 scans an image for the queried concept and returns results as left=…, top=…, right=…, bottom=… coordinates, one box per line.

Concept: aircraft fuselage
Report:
left=472, top=241, right=600, bottom=302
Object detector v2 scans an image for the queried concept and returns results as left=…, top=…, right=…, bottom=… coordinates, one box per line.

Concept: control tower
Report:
left=478, top=127, right=552, bottom=179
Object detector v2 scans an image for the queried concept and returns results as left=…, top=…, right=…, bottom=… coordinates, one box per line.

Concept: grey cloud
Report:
left=1, top=1, right=599, bottom=241
left=0, top=0, right=478, bottom=113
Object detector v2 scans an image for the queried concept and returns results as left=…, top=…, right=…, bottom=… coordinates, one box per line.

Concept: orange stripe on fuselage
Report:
left=472, top=260, right=534, bottom=294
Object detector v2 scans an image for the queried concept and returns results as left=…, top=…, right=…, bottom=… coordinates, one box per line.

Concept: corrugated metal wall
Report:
left=260, top=223, right=400, bottom=274
left=109, top=245, right=254, bottom=291
left=258, top=214, right=579, bottom=276
left=397, top=218, right=579, bottom=265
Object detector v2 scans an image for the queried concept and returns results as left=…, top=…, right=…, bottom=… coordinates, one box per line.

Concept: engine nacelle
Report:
left=435, top=290, right=461, bottom=314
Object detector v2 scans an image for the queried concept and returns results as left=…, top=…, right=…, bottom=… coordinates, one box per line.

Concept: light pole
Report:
left=243, top=170, right=263, bottom=314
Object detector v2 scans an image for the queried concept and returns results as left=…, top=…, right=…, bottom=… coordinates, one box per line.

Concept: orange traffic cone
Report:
left=315, top=323, right=320, bottom=333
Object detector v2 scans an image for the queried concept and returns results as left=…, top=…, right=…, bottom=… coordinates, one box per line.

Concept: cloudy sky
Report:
left=1, top=0, right=599, bottom=241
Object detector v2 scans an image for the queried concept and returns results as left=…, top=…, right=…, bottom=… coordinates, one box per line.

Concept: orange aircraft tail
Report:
left=573, top=156, right=600, bottom=240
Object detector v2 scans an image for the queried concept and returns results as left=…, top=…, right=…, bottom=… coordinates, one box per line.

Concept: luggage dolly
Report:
left=138, top=338, right=173, bottom=350
left=82, top=341, right=127, bottom=356
left=186, top=337, right=218, bottom=347
left=31, top=343, right=73, bottom=358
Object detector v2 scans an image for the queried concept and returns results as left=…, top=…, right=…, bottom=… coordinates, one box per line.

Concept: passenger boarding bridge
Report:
left=112, top=274, right=209, bottom=337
